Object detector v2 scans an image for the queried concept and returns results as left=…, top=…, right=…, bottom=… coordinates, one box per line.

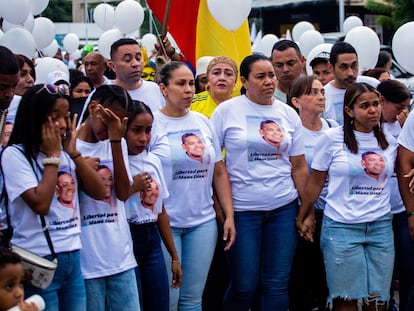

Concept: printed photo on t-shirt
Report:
left=47, top=168, right=80, bottom=232
left=166, top=129, right=211, bottom=180
left=246, top=115, right=288, bottom=162
left=126, top=177, right=162, bottom=224
left=80, top=160, right=119, bottom=227
left=348, top=149, right=389, bottom=195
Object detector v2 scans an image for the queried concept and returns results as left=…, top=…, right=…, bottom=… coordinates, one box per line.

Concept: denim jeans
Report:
left=25, top=250, right=86, bottom=311
left=162, top=218, right=217, bottom=311
left=84, top=268, right=140, bottom=311
left=321, top=214, right=394, bottom=304
left=393, top=211, right=414, bottom=311
left=130, top=222, right=169, bottom=311
left=223, top=199, right=298, bottom=311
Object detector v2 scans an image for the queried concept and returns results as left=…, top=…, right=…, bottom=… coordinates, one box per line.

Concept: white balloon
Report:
left=114, top=0, right=144, bottom=35
left=0, top=0, right=30, bottom=24
left=2, top=14, right=34, bottom=33
left=0, top=28, right=36, bottom=58
left=63, top=33, right=80, bottom=54
left=343, top=16, right=363, bottom=34
left=70, top=49, right=83, bottom=60
left=93, top=3, right=115, bottom=31
left=141, top=33, right=158, bottom=57
left=30, top=0, right=49, bottom=15
left=35, top=57, right=69, bottom=84
left=305, top=43, right=333, bottom=75
left=292, top=21, right=314, bottom=42
left=41, top=39, right=59, bottom=57
left=392, top=22, right=414, bottom=75
left=207, top=0, right=252, bottom=31
left=260, top=34, right=279, bottom=57
left=98, top=29, right=123, bottom=59
left=298, top=30, right=324, bottom=59
left=32, top=17, right=55, bottom=49
left=345, top=26, right=380, bottom=72
left=251, top=30, right=263, bottom=53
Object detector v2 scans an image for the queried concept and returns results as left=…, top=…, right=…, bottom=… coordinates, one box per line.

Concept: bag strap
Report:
left=4, top=146, right=57, bottom=259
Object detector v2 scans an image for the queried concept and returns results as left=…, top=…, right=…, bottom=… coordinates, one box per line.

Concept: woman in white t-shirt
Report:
left=1, top=84, right=105, bottom=311
left=150, top=61, right=235, bottom=311
left=287, top=75, right=338, bottom=311
left=211, top=53, right=309, bottom=311
left=298, top=82, right=397, bottom=311
left=377, top=79, right=412, bottom=311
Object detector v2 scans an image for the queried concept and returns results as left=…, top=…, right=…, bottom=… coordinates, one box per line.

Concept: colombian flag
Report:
left=146, top=0, right=252, bottom=84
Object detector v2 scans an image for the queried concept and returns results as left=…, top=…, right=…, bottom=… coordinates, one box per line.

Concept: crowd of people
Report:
left=0, top=32, right=413, bottom=311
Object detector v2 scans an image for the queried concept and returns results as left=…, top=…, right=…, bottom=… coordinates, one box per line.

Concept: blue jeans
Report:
left=84, top=268, right=140, bottom=311
left=321, top=214, right=394, bottom=304
left=223, top=199, right=299, bottom=311
left=130, top=222, right=169, bottom=311
left=162, top=218, right=217, bottom=311
left=25, top=250, right=86, bottom=311
left=393, top=212, right=414, bottom=311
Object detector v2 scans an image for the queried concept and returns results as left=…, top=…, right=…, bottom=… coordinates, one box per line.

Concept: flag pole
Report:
left=161, top=0, right=172, bottom=39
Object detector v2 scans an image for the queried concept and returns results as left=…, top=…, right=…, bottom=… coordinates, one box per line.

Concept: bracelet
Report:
left=70, top=152, right=82, bottom=160
left=171, top=259, right=179, bottom=264
left=167, top=47, right=176, bottom=58
left=42, top=156, right=61, bottom=168
left=407, top=211, right=414, bottom=218
left=109, top=139, right=122, bottom=143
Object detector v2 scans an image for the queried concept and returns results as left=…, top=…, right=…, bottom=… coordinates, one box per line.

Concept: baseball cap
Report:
left=47, top=70, right=70, bottom=86
left=196, top=56, right=214, bottom=77
left=309, top=51, right=330, bottom=67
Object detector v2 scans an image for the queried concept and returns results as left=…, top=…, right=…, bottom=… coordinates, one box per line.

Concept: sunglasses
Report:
left=37, top=84, right=70, bottom=96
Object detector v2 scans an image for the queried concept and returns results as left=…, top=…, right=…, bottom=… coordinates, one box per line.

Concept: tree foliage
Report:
left=42, top=0, right=72, bottom=22
left=366, top=0, right=414, bottom=29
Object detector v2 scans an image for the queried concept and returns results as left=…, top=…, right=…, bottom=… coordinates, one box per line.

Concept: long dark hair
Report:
left=343, top=83, right=388, bottom=154
left=126, top=100, right=153, bottom=129
left=9, top=84, right=69, bottom=160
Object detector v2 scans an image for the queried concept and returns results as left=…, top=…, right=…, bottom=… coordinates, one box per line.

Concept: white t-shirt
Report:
left=210, top=95, right=305, bottom=212
left=324, top=76, right=379, bottom=125
left=2, top=146, right=81, bottom=256
left=312, top=126, right=397, bottom=223
left=302, top=118, right=338, bottom=210
left=126, top=151, right=169, bottom=224
left=150, top=111, right=220, bottom=228
left=76, top=138, right=136, bottom=279
left=6, top=95, right=21, bottom=124
left=382, top=121, right=404, bottom=214
left=398, top=111, right=414, bottom=151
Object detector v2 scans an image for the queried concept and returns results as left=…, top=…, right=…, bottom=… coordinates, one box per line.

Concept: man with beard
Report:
left=109, top=38, right=164, bottom=112
left=271, top=40, right=305, bottom=103
left=324, top=42, right=379, bottom=125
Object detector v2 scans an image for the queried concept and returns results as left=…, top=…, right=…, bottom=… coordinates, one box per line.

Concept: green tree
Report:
left=42, top=0, right=72, bottom=22
left=366, top=0, right=414, bottom=29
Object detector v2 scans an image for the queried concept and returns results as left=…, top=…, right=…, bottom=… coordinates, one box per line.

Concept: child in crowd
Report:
left=0, top=247, right=38, bottom=311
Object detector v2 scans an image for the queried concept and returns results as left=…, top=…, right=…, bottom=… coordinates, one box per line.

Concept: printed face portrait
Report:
left=56, top=172, right=76, bottom=208
left=361, top=152, right=385, bottom=179
left=182, top=133, right=205, bottom=162
left=97, top=166, right=113, bottom=202
left=259, top=120, right=284, bottom=148
left=140, top=180, right=159, bottom=211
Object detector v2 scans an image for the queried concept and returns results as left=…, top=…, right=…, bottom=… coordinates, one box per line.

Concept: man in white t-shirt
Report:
left=271, top=40, right=305, bottom=103
left=108, top=38, right=164, bottom=112
left=324, top=41, right=379, bottom=125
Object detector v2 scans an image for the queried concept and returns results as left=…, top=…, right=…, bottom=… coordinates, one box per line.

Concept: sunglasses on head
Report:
left=37, top=84, right=70, bottom=96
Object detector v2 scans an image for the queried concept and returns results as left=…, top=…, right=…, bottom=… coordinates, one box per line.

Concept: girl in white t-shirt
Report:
left=298, top=82, right=397, bottom=311
left=76, top=85, right=140, bottom=311
left=1, top=84, right=105, bottom=311
left=125, top=100, right=182, bottom=311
